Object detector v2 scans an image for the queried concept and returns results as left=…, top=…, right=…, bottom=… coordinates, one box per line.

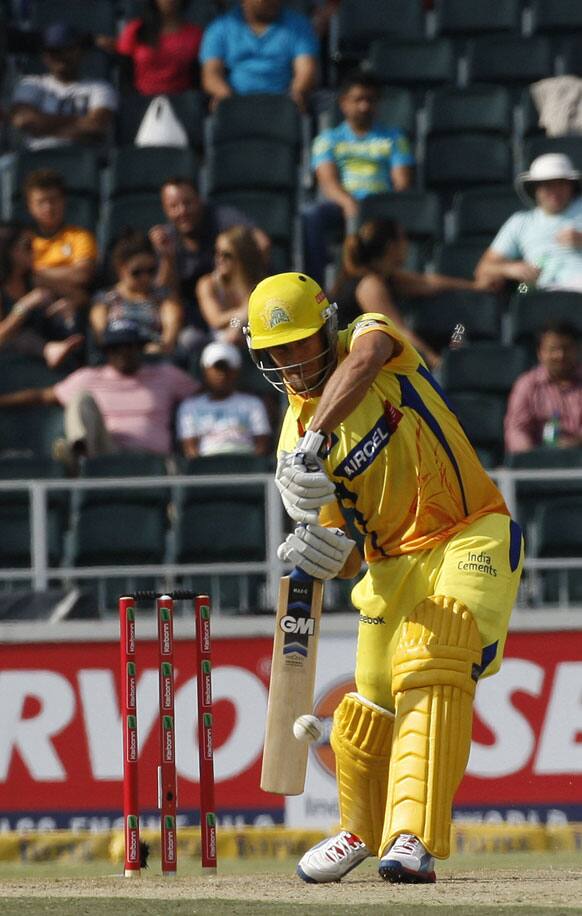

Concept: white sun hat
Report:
left=516, top=153, right=582, bottom=206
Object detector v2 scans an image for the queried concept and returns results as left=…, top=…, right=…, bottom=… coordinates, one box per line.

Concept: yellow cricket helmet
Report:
left=244, top=272, right=338, bottom=395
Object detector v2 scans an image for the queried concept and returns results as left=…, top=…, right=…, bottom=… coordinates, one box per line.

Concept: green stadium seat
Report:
left=107, top=146, right=198, bottom=198
left=451, top=186, right=522, bottom=242
left=10, top=148, right=100, bottom=201
left=122, top=0, right=219, bottom=27
left=366, top=39, right=456, bottom=89
left=523, top=136, right=582, bottom=173
left=432, top=240, right=486, bottom=279
left=357, top=191, right=443, bottom=241
left=425, top=86, right=513, bottom=137
left=0, top=505, right=64, bottom=567
left=434, top=0, right=522, bottom=36
left=425, top=134, right=513, bottom=191
left=206, top=139, right=298, bottom=196
left=68, top=503, right=168, bottom=566
left=530, top=0, right=582, bottom=35
left=466, top=37, right=554, bottom=88
left=209, top=189, right=294, bottom=252
left=101, top=193, right=166, bottom=248
left=505, top=447, right=582, bottom=528
left=173, top=500, right=265, bottom=564
left=76, top=453, right=169, bottom=509
left=332, top=0, right=425, bottom=67
left=407, top=291, right=502, bottom=350
left=0, top=405, right=64, bottom=457
left=441, top=343, right=530, bottom=394
left=509, top=291, right=582, bottom=347
left=519, top=87, right=544, bottom=139
left=210, top=94, right=302, bottom=147
left=0, top=354, right=66, bottom=394
left=561, top=37, right=582, bottom=77
left=30, top=0, right=117, bottom=34
left=320, top=87, right=416, bottom=139
left=450, top=391, right=506, bottom=466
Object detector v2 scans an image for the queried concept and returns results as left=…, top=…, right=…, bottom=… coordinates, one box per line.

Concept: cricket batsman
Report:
left=245, top=272, right=524, bottom=884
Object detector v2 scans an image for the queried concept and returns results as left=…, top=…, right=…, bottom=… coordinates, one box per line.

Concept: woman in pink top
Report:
left=100, top=0, right=202, bottom=96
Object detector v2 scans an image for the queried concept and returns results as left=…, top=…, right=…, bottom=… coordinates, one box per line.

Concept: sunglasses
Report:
left=128, top=265, right=157, bottom=278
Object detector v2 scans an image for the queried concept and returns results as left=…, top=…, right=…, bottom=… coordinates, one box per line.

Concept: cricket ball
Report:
left=293, top=714, right=323, bottom=744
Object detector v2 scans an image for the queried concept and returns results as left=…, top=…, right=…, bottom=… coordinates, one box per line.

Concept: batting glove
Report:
left=275, top=430, right=336, bottom=524
left=277, top=525, right=356, bottom=580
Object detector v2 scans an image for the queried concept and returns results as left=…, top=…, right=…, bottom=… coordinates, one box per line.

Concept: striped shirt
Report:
left=504, top=364, right=582, bottom=453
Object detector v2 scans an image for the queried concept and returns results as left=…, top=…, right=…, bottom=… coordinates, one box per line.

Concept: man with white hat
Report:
left=475, top=153, right=582, bottom=291
left=176, top=341, right=271, bottom=457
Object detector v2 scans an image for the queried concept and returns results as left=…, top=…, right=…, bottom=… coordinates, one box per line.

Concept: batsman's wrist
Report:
left=301, top=428, right=329, bottom=458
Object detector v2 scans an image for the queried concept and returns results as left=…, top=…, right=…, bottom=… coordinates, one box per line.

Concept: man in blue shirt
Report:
left=303, top=69, right=415, bottom=284
left=200, top=0, right=318, bottom=112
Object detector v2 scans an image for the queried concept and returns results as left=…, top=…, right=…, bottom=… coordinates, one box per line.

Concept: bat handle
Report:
left=290, top=567, right=315, bottom=583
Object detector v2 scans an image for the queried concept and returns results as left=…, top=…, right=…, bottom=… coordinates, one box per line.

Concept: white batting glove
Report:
left=277, top=525, right=356, bottom=580
left=275, top=430, right=336, bottom=524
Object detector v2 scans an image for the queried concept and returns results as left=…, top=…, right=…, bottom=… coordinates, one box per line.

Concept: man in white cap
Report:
left=475, top=153, right=582, bottom=291
left=176, top=341, right=271, bottom=457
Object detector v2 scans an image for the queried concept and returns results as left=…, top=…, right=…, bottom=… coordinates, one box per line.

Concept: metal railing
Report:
left=1, top=468, right=582, bottom=615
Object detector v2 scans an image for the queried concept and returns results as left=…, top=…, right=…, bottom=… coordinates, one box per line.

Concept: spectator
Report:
left=25, top=169, right=97, bottom=331
left=0, top=318, right=199, bottom=469
left=332, top=220, right=493, bottom=370
left=149, top=177, right=269, bottom=343
left=97, top=0, right=202, bottom=96
left=303, top=70, right=415, bottom=285
left=476, top=154, right=582, bottom=293
left=0, top=221, right=84, bottom=367
left=11, top=23, right=117, bottom=150
left=505, top=321, right=582, bottom=454
left=91, top=231, right=183, bottom=355
left=196, top=226, right=266, bottom=346
left=200, top=0, right=318, bottom=112
left=177, top=340, right=270, bottom=457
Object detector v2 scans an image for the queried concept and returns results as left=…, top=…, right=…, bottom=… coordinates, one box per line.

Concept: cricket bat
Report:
left=260, top=567, right=324, bottom=795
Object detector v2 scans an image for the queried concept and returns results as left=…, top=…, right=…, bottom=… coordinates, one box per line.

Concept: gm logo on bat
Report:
left=279, top=615, right=315, bottom=636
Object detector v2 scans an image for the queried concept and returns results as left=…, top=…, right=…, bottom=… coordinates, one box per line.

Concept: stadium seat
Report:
left=101, top=193, right=166, bottom=248
left=68, top=503, right=167, bottom=566
left=440, top=343, right=530, bottom=394
left=10, top=147, right=100, bottom=201
left=523, top=136, right=582, bottom=173
left=30, top=0, right=117, bottom=35
left=122, top=0, right=220, bottom=27
left=0, top=505, right=64, bottom=567
left=173, top=500, right=265, bottom=564
left=357, top=191, right=443, bottom=241
left=209, top=189, right=294, bottom=262
left=0, top=354, right=66, bottom=394
left=506, top=448, right=582, bottom=527
left=15, top=48, right=114, bottom=83
left=115, top=91, right=205, bottom=149
left=0, top=406, right=64, bottom=457
left=509, top=291, right=582, bottom=346
left=178, top=453, right=272, bottom=502
left=366, top=38, right=457, bottom=89
left=406, top=291, right=502, bottom=350
left=433, top=0, right=522, bottom=36
left=451, top=186, right=522, bottom=242
left=107, top=146, right=198, bottom=198
left=206, top=139, right=298, bottom=196
left=534, top=496, right=582, bottom=556
left=561, top=37, right=582, bottom=77
left=519, top=87, right=544, bottom=139
left=76, top=453, right=169, bottom=509
left=425, top=86, right=513, bottom=137
left=210, top=94, right=302, bottom=147
left=450, top=391, right=506, bottom=466
left=331, top=0, right=425, bottom=67
left=424, top=135, right=513, bottom=191
left=530, top=0, right=582, bottom=35
left=466, top=36, right=554, bottom=88
left=432, top=240, right=488, bottom=279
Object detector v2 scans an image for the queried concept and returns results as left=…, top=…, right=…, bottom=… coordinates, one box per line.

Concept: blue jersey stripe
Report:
left=397, top=373, right=469, bottom=516
left=509, top=518, right=523, bottom=572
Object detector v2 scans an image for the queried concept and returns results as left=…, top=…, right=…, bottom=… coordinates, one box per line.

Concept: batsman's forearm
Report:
left=311, top=350, right=382, bottom=435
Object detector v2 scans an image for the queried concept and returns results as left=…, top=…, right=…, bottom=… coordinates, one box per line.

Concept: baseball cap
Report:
left=200, top=341, right=242, bottom=370
left=101, top=318, right=146, bottom=348
left=42, top=23, right=82, bottom=51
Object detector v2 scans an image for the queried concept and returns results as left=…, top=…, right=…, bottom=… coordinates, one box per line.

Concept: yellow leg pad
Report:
left=380, top=596, right=482, bottom=859
left=330, top=692, right=394, bottom=854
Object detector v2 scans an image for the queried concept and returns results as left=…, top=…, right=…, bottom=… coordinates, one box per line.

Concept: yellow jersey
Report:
left=33, top=226, right=98, bottom=270
left=278, top=313, right=508, bottom=562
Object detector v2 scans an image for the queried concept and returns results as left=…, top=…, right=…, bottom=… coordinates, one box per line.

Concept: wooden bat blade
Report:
left=260, top=569, right=324, bottom=795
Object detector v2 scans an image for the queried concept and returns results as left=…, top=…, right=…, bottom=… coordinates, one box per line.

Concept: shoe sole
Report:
left=379, top=860, right=436, bottom=884
left=296, top=854, right=369, bottom=885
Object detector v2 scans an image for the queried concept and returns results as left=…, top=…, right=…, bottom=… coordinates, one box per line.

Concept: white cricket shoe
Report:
left=378, top=833, right=436, bottom=883
left=297, top=830, right=370, bottom=883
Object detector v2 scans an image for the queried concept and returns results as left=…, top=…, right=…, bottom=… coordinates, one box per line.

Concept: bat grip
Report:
left=290, top=566, right=315, bottom=583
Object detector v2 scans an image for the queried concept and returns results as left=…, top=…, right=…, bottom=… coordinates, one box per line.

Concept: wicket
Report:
left=119, top=590, right=217, bottom=877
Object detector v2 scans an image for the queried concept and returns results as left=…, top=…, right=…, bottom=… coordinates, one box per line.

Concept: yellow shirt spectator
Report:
left=33, top=225, right=98, bottom=270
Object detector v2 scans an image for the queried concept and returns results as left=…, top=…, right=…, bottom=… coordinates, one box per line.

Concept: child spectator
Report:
left=25, top=169, right=97, bottom=331
left=177, top=340, right=271, bottom=457
left=11, top=23, right=117, bottom=150
left=196, top=226, right=266, bottom=345
left=90, top=231, right=183, bottom=355
left=0, top=221, right=84, bottom=368
left=98, top=0, right=202, bottom=96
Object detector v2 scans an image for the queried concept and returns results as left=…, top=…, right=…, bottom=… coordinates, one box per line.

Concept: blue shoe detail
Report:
left=296, top=864, right=318, bottom=883
left=379, top=857, right=436, bottom=884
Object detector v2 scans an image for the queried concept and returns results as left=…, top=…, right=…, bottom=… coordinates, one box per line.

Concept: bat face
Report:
left=260, top=568, right=324, bottom=796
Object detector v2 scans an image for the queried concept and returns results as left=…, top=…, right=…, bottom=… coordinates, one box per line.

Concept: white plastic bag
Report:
left=135, top=95, right=188, bottom=148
